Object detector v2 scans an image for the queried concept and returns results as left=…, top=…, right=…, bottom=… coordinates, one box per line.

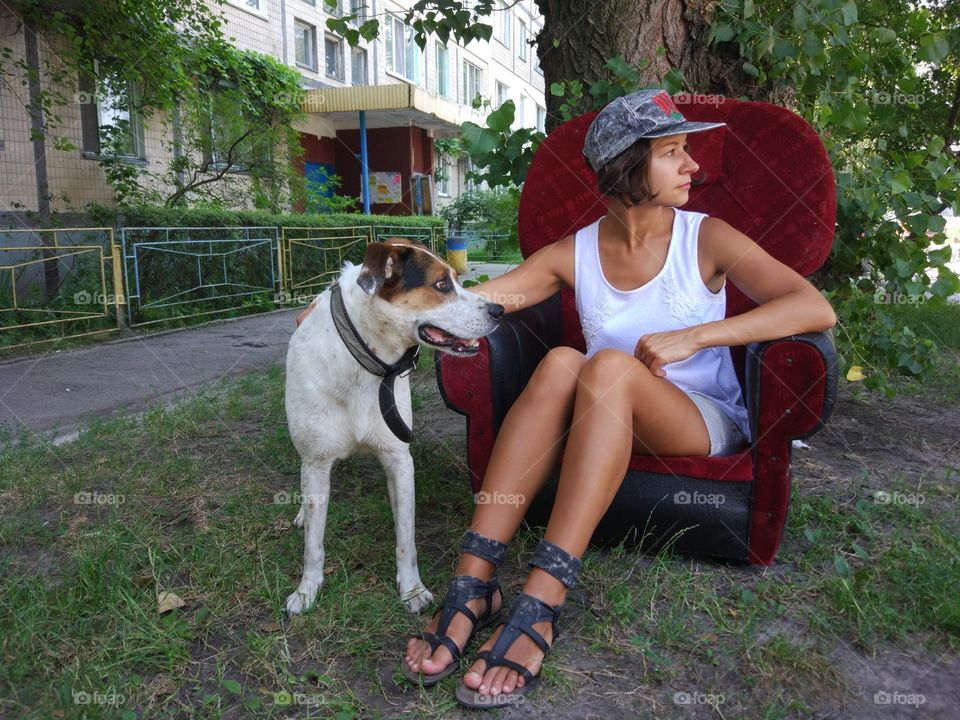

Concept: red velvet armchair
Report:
left=436, top=95, right=839, bottom=565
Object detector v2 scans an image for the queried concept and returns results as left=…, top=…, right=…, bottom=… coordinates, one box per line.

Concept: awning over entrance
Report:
left=302, top=84, right=483, bottom=134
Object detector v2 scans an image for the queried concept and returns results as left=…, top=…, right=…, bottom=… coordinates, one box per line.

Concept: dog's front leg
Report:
left=380, top=448, right=433, bottom=613
left=286, top=458, right=333, bottom=614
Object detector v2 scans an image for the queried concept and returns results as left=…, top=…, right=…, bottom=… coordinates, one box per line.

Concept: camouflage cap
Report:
left=583, top=89, right=725, bottom=171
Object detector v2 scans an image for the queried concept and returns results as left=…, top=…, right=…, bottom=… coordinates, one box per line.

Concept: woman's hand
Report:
left=634, top=327, right=704, bottom=377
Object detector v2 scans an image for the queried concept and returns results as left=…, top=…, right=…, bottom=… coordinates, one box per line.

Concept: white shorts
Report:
left=685, top=391, right=749, bottom=457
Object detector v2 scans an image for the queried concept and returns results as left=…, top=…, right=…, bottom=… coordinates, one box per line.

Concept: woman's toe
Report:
left=420, top=648, right=450, bottom=674
left=463, top=661, right=486, bottom=690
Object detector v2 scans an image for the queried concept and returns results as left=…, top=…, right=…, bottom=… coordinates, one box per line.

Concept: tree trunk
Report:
left=533, top=0, right=796, bottom=132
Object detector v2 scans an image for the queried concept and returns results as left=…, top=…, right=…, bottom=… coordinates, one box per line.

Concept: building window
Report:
left=295, top=20, right=318, bottom=70
left=351, top=47, right=368, bottom=85
left=496, top=1, right=511, bottom=47
left=327, top=0, right=344, bottom=16
left=462, top=60, right=482, bottom=107
left=495, top=82, right=509, bottom=109
left=385, top=14, right=420, bottom=83
left=202, top=82, right=272, bottom=172
left=518, top=22, right=527, bottom=61
left=464, top=155, right=477, bottom=190
left=228, top=0, right=267, bottom=15
left=325, top=34, right=344, bottom=80
left=346, top=0, right=367, bottom=24
left=437, top=159, right=452, bottom=197
left=79, top=68, right=145, bottom=160
left=536, top=104, right=546, bottom=133
left=435, top=42, right=450, bottom=98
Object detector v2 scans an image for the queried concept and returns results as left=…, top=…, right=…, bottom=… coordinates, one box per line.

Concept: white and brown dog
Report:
left=284, top=239, right=503, bottom=614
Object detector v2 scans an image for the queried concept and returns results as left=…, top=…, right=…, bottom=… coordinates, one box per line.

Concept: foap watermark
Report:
left=471, top=691, right=526, bottom=707
left=874, top=290, right=927, bottom=305
left=874, top=690, right=926, bottom=706
left=673, top=490, right=725, bottom=507
left=74, top=491, right=125, bottom=506
left=673, top=690, right=725, bottom=706
left=486, top=291, right=526, bottom=307
left=474, top=490, right=525, bottom=508
left=272, top=691, right=323, bottom=706
left=873, top=490, right=925, bottom=507
left=74, top=290, right=123, bottom=305
left=867, top=90, right=925, bottom=106
left=274, top=290, right=315, bottom=305
left=74, top=91, right=107, bottom=105
left=72, top=690, right=125, bottom=706
left=674, top=92, right=727, bottom=108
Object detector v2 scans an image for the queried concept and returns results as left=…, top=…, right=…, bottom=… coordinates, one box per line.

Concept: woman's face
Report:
left=646, top=133, right=700, bottom=205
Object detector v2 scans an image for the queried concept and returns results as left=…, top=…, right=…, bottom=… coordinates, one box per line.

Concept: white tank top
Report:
left=574, top=208, right=751, bottom=441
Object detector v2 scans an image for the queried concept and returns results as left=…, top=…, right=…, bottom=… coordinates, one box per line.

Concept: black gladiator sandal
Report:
left=402, top=530, right=507, bottom=685
left=455, top=538, right=582, bottom=708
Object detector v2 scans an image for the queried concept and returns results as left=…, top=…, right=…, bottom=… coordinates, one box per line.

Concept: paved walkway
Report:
left=0, top=309, right=301, bottom=445
left=0, top=261, right=514, bottom=446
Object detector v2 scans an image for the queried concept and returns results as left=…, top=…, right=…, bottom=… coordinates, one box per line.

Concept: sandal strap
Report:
left=433, top=574, right=500, bottom=655
left=482, top=591, right=560, bottom=681
left=529, top=539, right=582, bottom=589
left=461, top=529, right=508, bottom=567
left=420, top=630, right=462, bottom=662
left=477, top=650, right=534, bottom=686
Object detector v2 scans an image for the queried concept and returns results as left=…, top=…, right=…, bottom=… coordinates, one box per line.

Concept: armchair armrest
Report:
left=744, top=330, right=839, bottom=564
left=744, top=330, right=839, bottom=444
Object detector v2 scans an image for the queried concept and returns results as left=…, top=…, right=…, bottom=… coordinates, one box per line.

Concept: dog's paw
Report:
left=400, top=584, right=434, bottom=614
left=285, top=578, right=322, bottom=615
left=293, top=505, right=304, bottom=528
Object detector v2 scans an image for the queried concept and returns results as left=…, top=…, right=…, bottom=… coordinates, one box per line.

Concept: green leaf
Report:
left=550, top=82, right=565, bottom=97
left=222, top=678, right=242, bottom=694
left=742, top=62, right=759, bottom=77
left=919, top=32, right=950, bottom=64
left=486, top=102, right=515, bottom=133
left=852, top=543, right=870, bottom=561
left=359, top=20, right=379, bottom=42
left=841, top=0, right=858, bottom=26
left=889, top=173, right=911, bottom=194
left=873, top=27, right=897, bottom=43
left=743, top=0, right=756, bottom=19
left=460, top=122, right=499, bottom=155
left=712, top=23, right=735, bottom=43
left=834, top=554, right=851, bottom=579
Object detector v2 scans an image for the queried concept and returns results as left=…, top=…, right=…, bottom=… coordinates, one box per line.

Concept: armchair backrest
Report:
left=517, top=95, right=835, bottom=341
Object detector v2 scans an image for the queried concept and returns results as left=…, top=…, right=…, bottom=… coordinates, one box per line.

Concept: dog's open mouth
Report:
left=418, top=324, right=481, bottom=356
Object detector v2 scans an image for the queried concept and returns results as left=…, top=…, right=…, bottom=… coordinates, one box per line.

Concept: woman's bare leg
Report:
left=463, top=348, right=712, bottom=695
left=406, top=346, right=588, bottom=674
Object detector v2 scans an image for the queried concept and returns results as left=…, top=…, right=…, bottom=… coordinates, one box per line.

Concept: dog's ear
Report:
left=357, top=242, right=410, bottom=295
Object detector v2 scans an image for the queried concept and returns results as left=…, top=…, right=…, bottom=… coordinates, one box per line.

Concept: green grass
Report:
left=1, top=355, right=958, bottom=718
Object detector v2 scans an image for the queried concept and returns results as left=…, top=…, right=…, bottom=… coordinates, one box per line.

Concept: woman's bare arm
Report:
left=470, top=236, right=575, bottom=313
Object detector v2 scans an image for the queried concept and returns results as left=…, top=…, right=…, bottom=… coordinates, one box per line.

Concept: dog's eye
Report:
left=433, top=278, right=451, bottom=292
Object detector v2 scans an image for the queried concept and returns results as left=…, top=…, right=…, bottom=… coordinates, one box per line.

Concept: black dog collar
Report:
left=329, top=282, right=420, bottom=443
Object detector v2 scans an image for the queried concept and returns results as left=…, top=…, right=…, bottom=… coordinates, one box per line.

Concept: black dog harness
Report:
left=329, top=282, right=420, bottom=443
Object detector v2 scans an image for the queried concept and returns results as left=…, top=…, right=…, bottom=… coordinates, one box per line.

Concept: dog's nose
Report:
left=487, top=303, right=504, bottom=319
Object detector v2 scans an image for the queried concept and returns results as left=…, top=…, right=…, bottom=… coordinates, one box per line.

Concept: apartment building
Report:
left=0, top=0, right=546, bottom=219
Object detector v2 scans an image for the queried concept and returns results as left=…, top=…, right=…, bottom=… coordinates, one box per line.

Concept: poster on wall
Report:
left=369, top=172, right=402, bottom=204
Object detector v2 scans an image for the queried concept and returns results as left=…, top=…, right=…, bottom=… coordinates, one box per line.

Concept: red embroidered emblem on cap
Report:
left=652, top=91, right=684, bottom=120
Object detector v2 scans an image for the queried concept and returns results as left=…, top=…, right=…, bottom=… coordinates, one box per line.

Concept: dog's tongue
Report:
left=422, top=325, right=452, bottom=343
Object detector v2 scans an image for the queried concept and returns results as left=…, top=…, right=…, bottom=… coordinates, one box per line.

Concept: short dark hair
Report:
left=595, top=136, right=704, bottom=206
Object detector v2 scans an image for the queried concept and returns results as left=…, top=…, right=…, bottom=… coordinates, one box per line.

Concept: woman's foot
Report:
left=461, top=610, right=553, bottom=696
left=404, top=579, right=502, bottom=678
